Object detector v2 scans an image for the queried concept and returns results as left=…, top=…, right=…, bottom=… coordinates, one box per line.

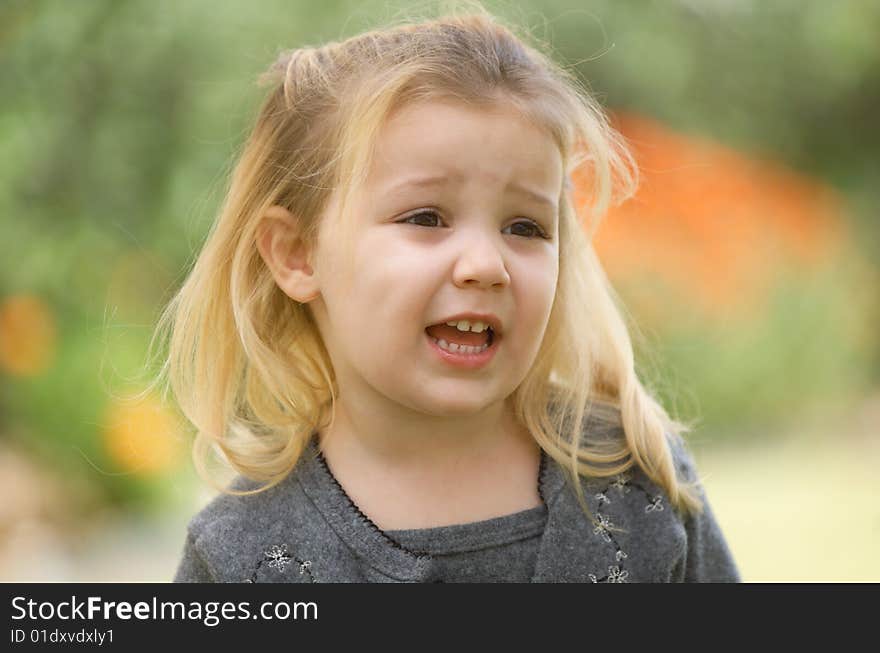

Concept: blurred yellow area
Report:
left=0, top=294, right=57, bottom=377
left=698, top=393, right=880, bottom=582
left=101, top=393, right=185, bottom=476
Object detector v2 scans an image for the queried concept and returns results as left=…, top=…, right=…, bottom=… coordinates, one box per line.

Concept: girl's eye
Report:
left=400, top=211, right=444, bottom=228
left=503, top=220, right=549, bottom=240
left=398, top=211, right=549, bottom=239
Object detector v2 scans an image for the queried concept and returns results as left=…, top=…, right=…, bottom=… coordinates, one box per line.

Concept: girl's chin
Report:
left=405, top=389, right=503, bottom=417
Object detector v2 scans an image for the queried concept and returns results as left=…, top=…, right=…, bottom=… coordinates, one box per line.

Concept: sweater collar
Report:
left=295, top=438, right=570, bottom=582
left=296, top=440, right=431, bottom=581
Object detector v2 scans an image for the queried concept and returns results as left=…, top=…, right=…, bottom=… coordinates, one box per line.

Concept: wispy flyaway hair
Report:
left=149, top=1, right=703, bottom=521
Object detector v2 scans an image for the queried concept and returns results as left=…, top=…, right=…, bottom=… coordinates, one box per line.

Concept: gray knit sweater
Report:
left=174, top=418, right=740, bottom=583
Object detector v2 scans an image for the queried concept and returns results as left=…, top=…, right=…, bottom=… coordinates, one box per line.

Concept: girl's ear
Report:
left=256, top=205, right=320, bottom=302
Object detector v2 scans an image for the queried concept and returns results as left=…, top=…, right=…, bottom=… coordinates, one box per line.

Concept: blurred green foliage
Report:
left=1, top=0, right=878, bottom=510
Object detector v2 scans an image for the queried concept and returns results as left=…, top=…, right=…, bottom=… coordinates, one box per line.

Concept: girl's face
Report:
left=310, top=99, right=562, bottom=417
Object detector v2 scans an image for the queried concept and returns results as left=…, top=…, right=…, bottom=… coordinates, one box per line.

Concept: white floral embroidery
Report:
left=264, top=544, right=292, bottom=572
left=610, top=473, right=631, bottom=494
left=593, top=513, right=614, bottom=542
left=607, top=566, right=629, bottom=583
left=645, top=495, right=664, bottom=513
left=299, top=560, right=312, bottom=575
left=585, top=471, right=663, bottom=582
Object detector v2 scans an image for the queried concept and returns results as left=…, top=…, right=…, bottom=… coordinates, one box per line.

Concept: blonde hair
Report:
left=148, top=2, right=704, bottom=521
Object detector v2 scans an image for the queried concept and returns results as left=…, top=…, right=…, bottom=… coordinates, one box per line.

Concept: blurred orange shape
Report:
left=0, top=294, right=57, bottom=377
left=574, top=113, right=848, bottom=322
left=102, top=394, right=184, bottom=476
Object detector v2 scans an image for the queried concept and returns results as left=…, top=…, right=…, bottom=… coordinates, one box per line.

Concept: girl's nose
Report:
left=451, top=232, right=511, bottom=290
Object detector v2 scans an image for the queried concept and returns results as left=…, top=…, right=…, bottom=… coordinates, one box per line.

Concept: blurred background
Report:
left=1, top=0, right=877, bottom=582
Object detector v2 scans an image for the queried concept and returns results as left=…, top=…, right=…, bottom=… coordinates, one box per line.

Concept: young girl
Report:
left=164, top=7, right=739, bottom=583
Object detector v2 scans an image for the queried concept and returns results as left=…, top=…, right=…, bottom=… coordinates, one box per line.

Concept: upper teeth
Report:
left=446, top=320, right=489, bottom=333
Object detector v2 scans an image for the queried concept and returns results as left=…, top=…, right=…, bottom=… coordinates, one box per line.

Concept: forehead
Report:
left=364, top=99, right=563, bottom=196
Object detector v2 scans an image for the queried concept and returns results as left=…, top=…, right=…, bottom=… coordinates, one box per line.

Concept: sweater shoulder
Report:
left=180, top=468, right=318, bottom=582
left=189, top=462, right=325, bottom=542
left=188, top=473, right=279, bottom=525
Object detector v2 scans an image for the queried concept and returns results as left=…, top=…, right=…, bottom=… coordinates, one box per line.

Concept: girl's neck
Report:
left=315, top=397, right=543, bottom=530
left=317, top=395, right=531, bottom=469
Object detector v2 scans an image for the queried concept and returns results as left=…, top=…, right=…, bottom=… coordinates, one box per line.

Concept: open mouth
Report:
left=424, top=322, right=495, bottom=355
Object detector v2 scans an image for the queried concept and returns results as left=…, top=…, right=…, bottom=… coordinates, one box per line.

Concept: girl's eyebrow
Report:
left=385, top=174, right=557, bottom=210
